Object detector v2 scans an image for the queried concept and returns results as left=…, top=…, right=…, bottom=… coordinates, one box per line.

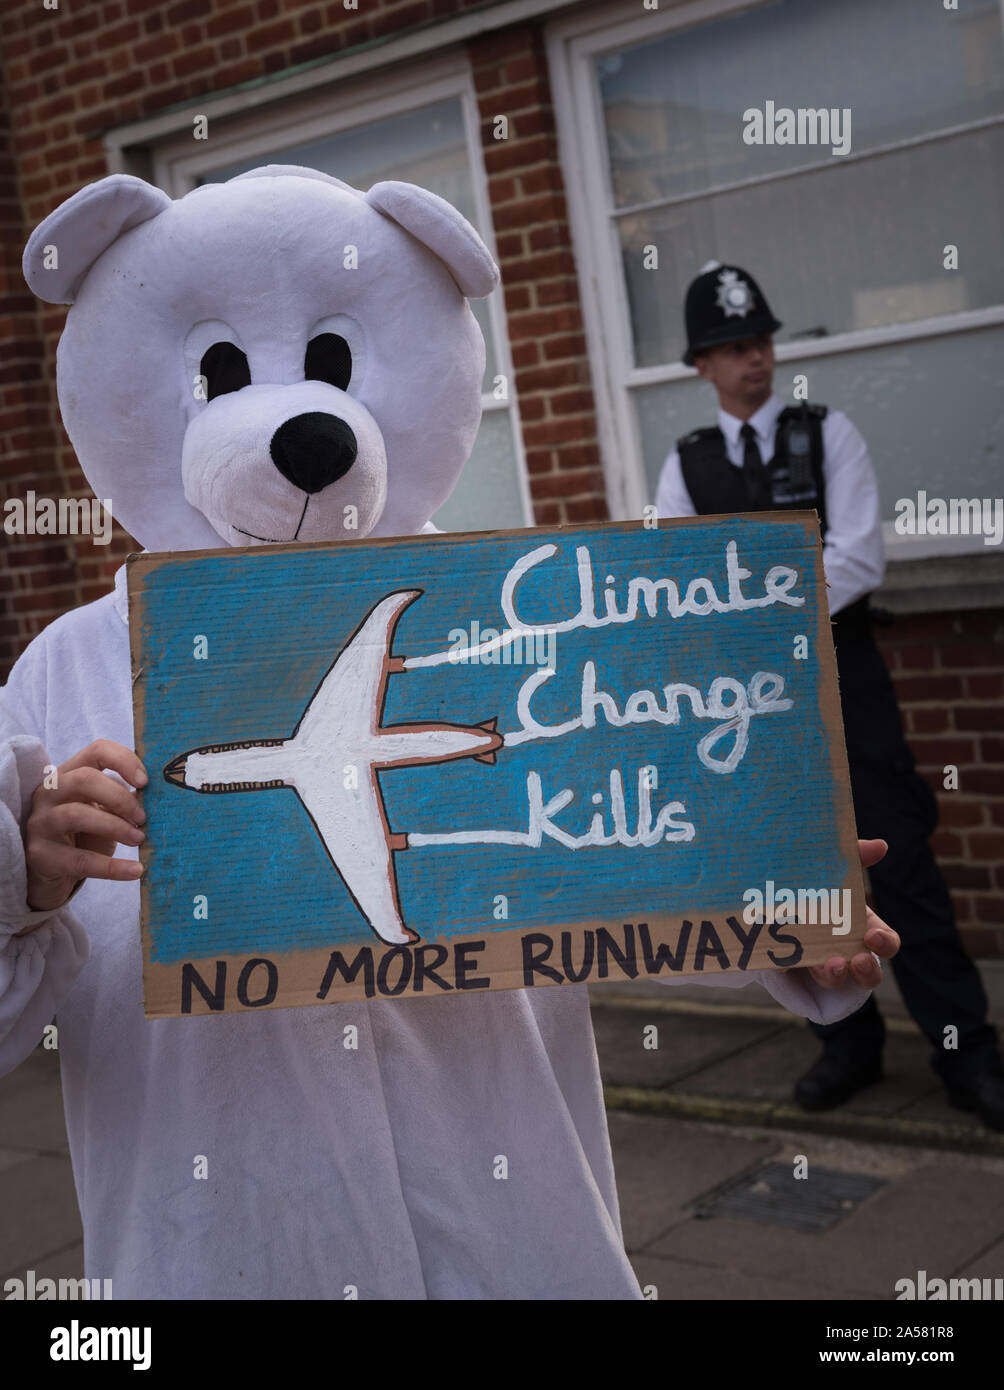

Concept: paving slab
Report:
left=590, top=958, right=1004, bottom=1024
left=628, top=1252, right=874, bottom=1301
left=646, top=1164, right=1004, bottom=1297
left=591, top=1003, right=786, bottom=1089
left=960, top=1236, right=1004, bottom=1282
left=0, top=1050, right=68, bottom=1155
left=0, top=1155, right=82, bottom=1281
left=607, top=1110, right=775, bottom=1252
left=26, top=1241, right=87, bottom=1285
left=675, top=1026, right=949, bottom=1116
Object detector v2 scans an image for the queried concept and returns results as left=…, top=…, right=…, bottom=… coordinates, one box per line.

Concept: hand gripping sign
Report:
left=129, top=514, right=866, bottom=1017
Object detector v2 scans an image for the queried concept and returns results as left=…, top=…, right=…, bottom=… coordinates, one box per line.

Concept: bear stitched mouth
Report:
left=232, top=496, right=310, bottom=544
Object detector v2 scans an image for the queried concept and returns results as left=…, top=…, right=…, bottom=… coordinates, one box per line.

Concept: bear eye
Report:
left=305, top=333, right=352, bottom=390
left=200, top=341, right=251, bottom=400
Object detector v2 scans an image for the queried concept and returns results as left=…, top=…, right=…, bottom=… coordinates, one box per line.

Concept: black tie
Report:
left=740, top=422, right=771, bottom=508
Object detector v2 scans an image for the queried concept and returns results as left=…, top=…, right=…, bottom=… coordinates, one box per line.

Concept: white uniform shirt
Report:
left=0, top=563, right=871, bottom=1300
left=655, top=393, right=885, bottom=616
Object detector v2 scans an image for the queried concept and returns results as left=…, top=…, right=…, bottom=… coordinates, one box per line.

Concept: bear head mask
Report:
left=22, top=166, right=500, bottom=552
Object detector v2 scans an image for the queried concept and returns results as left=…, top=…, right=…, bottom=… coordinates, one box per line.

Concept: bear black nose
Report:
left=269, top=413, right=358, bottom=494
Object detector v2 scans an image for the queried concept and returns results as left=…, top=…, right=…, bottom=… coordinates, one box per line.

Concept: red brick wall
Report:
left=878, top=610, right=1004, bottom=954
left=469, top=26, right=606, bottom=527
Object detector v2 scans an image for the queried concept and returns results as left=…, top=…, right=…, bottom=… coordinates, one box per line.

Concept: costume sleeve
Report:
left=820, top=411, right=886, bottom=615
left=0, top=651, right=90, bottom=1079
left=647, top=961, right=873, bottom=1025
left=654, top=449, right=697, bottom=519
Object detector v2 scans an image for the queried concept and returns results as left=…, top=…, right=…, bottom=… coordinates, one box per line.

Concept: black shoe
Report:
left=794, top=1052, right=884, bottom=1112
left=945, top=1069, right=1004, bottom=1133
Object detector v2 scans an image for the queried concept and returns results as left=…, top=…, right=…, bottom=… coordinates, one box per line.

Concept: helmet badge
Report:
left=716, top=268, right=754, bottom=319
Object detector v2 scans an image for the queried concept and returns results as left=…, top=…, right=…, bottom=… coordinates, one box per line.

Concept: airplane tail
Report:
left=474, top=716, right=501, bottom=764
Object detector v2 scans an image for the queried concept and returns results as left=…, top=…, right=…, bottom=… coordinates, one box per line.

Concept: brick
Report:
left=508, top=307, right=579, bottom=338
left=536, top=277, right=579, bottom=307
left=564, top=495, right=609, bottom=522
left=888, top=643, right=936, bottom=672
left=501, top=284, right=530, bottom=312
left=483, top=136, right=559, bottom=178
left=542, top=333, right=587, bottom=361
left=982, top=736, right=1004, bottom=762
left=962, top=923, right=1004, bottom=952
left=289, top=35, right=340, bottom=66
left=502, top=250, right=575, bottom=284
left=942, top=863, right=993, bottom=890
left=938, top=798, right=987, bottom=828
left=165, top=0, right=206, bottom=24
left=504, top=54, right=542, bottom=84
left=524, top=449, right=553, bottom=475
left=487, top=175, right=517, bottom=204
left=494, top=232, right=524, bottom=259
left=533, top=501, right=561, bottom=525
left=245, top=19, right=296, bottom=52
left=940, top=641, right=1004, bottom=669
left=975, top=897, right=1004, bottom=924
left=891, top=674, right=963, bottom=702
left=477, top=79, right=551, bottom=119
left=969, top=831, right=1004, bottom=861
left=931, top=829, right=964, bottom=858
left=206, top=4, right=258, bottom=38
left=956, top=705, right=1004, bottom=732
left=906, top=707, right=951, bottom=735
left=550, top=388, right=595, bottom=416
left=510, top=341, right=539, bottom=368
left=530, top=468, right=603, bottom=500
left=522, top=417, right=595, bottom=447
left=104, top=72, right=146, bottom=100
left=516, top=361, right=583, bottom=392
left=910, top=738, right=978, bottom=767
left=468, top=29, right=528, bottom=66
left=171, top=46, right=219, bottom=78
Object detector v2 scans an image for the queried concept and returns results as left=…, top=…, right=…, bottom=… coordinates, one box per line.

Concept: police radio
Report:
left=779, top=407, right=814, bottom=490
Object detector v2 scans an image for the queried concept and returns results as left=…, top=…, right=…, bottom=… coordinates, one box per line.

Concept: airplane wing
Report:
left=291, top=764, right=415, bottom=946
left=292, top=590, right=421, bottom=749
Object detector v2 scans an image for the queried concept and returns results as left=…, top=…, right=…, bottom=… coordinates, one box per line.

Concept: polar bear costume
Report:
left=1, top=168, right=870, bottom=1300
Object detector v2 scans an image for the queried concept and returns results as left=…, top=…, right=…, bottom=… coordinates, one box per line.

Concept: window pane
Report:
left=598, top=0, right=1003, bottom=208
left=432, top=409, right=525, bottom=532
left=199, top=96, right=499, bottom=386
left=201, top=97, right=476, bottom=220
left=619, top=123, right=1004, bottom=367
left=635, top=324, right=1004, bottom=521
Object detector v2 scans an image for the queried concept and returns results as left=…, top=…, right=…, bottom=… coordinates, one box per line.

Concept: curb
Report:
left=603, top=1085, right=1004, bottom=1157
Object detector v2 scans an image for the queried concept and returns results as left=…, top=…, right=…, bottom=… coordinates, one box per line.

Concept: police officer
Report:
left=655, top=261, right=1004, bottom=1131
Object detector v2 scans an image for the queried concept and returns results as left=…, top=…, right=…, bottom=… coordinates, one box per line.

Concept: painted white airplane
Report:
left=163, top=590, right=503, bottom=946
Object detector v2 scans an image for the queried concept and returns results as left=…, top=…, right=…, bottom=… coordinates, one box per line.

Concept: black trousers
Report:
left=809, top=631, right=1000, bottom=1084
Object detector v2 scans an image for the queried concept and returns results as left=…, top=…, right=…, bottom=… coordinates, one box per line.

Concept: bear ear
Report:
left=23, top=174, right=171, bottom=304
left=366, top=181, right=500, bottom=299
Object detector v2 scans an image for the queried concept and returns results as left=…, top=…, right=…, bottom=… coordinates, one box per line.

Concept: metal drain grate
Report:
left=689, top=1162, right=887, bottom=1232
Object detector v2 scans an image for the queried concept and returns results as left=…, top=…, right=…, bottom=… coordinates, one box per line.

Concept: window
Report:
left=549, top=0, right=1004, bottom=557
left=152, top=61, right=531, bottom=534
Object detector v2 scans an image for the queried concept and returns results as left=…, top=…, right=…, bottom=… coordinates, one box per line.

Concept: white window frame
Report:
left=148, top=54, right=533, bottom=528
left=547, top=0, right=1004, bottom=558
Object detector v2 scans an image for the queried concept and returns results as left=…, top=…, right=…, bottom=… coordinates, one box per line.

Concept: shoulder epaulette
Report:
left=677, top=425, right=722, bottom=449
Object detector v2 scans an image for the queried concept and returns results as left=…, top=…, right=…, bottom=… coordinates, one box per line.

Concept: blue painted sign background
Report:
left=129, top=516, right=864, bottom=1015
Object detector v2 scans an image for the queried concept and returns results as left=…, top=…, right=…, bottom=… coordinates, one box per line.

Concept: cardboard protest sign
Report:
left=128, top=514, right=866, bottom=1018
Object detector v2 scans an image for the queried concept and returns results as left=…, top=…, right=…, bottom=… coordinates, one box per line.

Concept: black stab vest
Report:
left=678, top=403, right=829, bottom=530
left=677, top=403, right=872, bottom=636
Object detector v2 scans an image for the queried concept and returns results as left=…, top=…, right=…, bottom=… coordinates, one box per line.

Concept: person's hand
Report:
left=23, top=740, right=147, bottom=914
left=807, top=838, right=900, bottom=990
